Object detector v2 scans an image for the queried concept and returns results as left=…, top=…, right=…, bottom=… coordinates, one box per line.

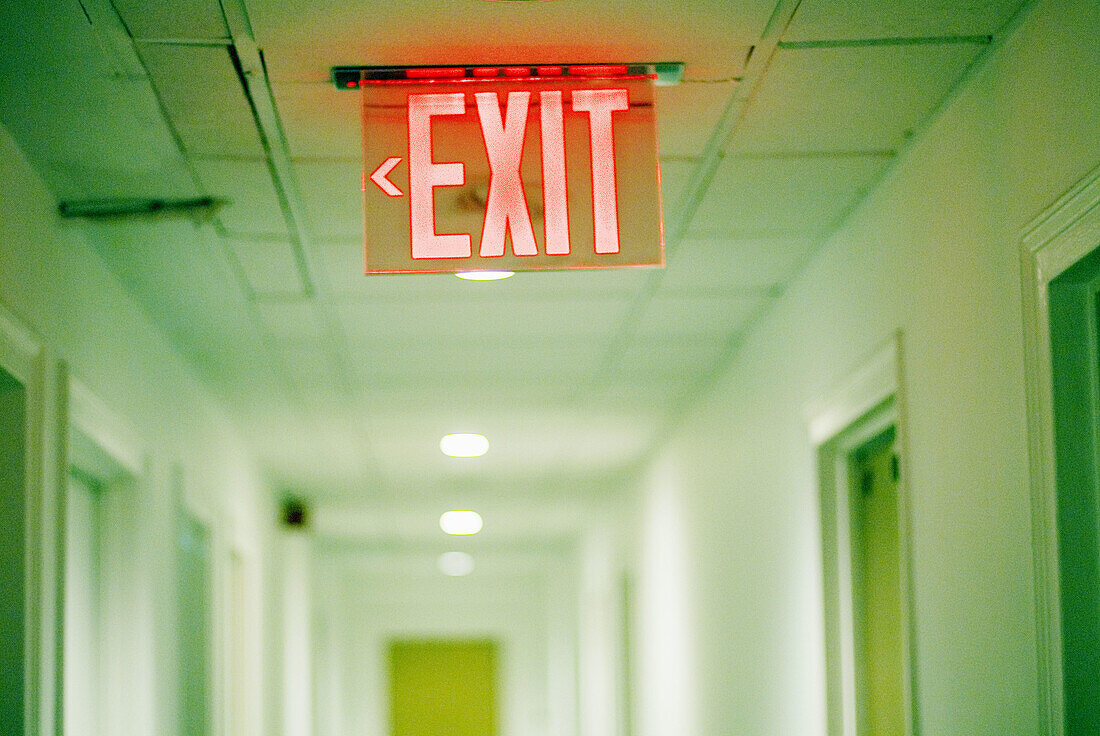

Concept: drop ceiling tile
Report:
left=688, top=154, right=890, bottom=236
left=337, top=295, right=630, bottom=341
left=0, top=64, right=195, bottom=200
left=596, top=376, right=695, bottom=414
left=662, top=237, right=819, bottom=293
left=229, top=238, right=307, bottom=298
left=617, top=335, right=728, bottom=377
left=138, top=44, right=263, bottom=158
left=727, top=44, right=983, bottom=154
left=277, top=343, right=342, bottom=397
left=273, top=82, right=361, bottom=159
left=659, top=157, right=698, bottom=216
left=0, top=2, right=117, bottom=80
left=657, top=82, right=737, bottom=158
left=257, top=301, right=326, bottom=342
left=634, top=292, right=765, bottom=338
left=113, top=0, right=229, bottom=39
left=784, top=0, right=1025, bottom=41
left=248, top=0, right=771, bottom=81
left=321, top=241, right=654, bottom=298
left=193, top=159, right=287, bottom=236
left=347, top=337, right=600, bottom=385
left=295, top=159, right=363, bottom=240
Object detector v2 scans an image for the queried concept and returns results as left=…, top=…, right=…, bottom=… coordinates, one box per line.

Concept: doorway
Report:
left=1047, top=244, right=1100, bottom=734
left=814, top=364, right=915, bottom=736
left=387, top=638, right=499, bottom=736
left=0, top=366, right=27, bottom=732
left=848, top=425, right=905, bottom=735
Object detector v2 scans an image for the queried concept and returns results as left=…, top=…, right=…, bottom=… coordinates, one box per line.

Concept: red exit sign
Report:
left=356, top=66, right=664, bottom=274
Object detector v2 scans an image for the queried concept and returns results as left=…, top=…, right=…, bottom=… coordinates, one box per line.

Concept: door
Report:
left=0, top=366, right=26, bottom=733
left=1048, top=244, right=1100, bottom=734
left=849, top=427, right=905, bottom=736
left=388, top=638, right=499, bottom=736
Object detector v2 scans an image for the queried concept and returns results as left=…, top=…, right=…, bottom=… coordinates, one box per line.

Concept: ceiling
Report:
left=0, top=0, right=1025, bottom=535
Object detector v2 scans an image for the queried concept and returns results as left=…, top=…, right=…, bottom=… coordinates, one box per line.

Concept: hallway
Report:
left=1, top=0, right=1099, bottom=734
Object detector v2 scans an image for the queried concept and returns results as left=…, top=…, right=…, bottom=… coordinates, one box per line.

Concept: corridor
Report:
left=1, top=0, right=1099, bottom=734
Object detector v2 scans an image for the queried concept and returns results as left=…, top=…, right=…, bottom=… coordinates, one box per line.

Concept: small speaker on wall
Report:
left=281, top=496, right=308, bottom=529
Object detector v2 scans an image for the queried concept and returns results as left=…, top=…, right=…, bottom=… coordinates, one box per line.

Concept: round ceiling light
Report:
left=440, top=432, right=489, bottom=458
left=440, top=509, right=484, bottom=536
left=455, top=270, right=514, bottom=281
left=437, top=551, right=475, bottom=576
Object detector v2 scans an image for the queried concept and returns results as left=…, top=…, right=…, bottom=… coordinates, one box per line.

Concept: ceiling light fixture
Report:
left=437, top=551, right=475, bottom=576
left=440, top=510, right=484, bottom=536
left=456, top=270, right=514, bottom=281
left=440, top=433, right=489, bottom=457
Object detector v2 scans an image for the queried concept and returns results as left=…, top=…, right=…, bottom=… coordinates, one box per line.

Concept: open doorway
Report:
left=1046, top=245, right=1100, bottom=734
left=818, top=399, right=914, bottom=736
left=63, top=429, right=137, bottom=736
left=0, top=365, right=27, bottom=731
left=1022, top=164, right=1100, bottom=735
left=809, top=336, right=916, bottom=736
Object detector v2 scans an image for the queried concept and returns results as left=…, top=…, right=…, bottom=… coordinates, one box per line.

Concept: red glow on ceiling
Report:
left=406, top=67, right=466, bottom=80
left=569, top=64, right=630, bottom=77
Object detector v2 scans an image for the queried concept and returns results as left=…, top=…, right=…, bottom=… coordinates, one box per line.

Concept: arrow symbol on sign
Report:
left=369, top=156, right=404, bottom=197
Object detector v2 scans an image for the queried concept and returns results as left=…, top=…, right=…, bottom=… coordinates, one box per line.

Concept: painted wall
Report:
left=633, top=0, right=1100, bottom=733
left=0, top=121, right=270, bottom=736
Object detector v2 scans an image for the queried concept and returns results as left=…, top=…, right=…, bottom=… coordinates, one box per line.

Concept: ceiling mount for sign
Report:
left=332, top=62, right=684, bottom=89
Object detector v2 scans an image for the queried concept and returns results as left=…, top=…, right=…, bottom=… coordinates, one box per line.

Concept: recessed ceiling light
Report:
left=437, top=551, right=475, bottom=576
left=440, top=510, right=483, bottom=536
left=440, top=432, right=489, bottom=458
left=455, top=270, right=514, bottom=281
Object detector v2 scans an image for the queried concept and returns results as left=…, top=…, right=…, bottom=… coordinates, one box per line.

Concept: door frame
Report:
left=806, top=333, right=917, bottom=736
left=1021, top=162, right=1100, bottom=736
left=0, top=302, right=65, bottom=736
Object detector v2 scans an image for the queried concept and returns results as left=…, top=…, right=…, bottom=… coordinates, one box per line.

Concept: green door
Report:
left=388, top=639, right=499, bottom=736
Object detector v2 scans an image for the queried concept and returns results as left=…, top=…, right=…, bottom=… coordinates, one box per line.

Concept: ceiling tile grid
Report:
left=336, top=294, right=634, bottom=342
left=0, top=0, right=1039, bottom=509
left=229, top=237, right=308, bottom=298
left=726, top=43, right=987, bottom=154
left=111, top=0, right=230, bottom=40
left=193, top=158, right=289, bottom=236
left=138, top=44, right=264, bottom=158
left=657, top=82, right=738, bottom=158
left=783, top=0, right=1027, bottom=41
left=246, top=0, right=775, bottom=81
left=661, top=237, right=817, bottom=292
left=688, top=153, right=892, bottom=236
left=294, top=158, right=363, bottom=241
left=272, top=81, right=361, bottom=159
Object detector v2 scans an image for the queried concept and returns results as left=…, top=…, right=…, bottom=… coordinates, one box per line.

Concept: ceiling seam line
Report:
left=777, top=35, right=993, bottom=50
left=225, top=45, right=360, bottom=400
left=220, top=0, right=361, bottom=405
left=589, top=0, right=806, bottom=391
left=133, top=37, right=234, bottom=46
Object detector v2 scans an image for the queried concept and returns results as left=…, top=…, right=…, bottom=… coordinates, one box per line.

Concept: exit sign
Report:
left=354, top=66, right=664, bottom=274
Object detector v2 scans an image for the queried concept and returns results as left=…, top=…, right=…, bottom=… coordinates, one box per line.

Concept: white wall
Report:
left=0, top=120, right=271, bottom=736
left=633, top=0, right=1100, bottom=733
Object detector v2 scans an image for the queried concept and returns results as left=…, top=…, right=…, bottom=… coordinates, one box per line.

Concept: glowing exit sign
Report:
left=354, top=66, right=664, bottom=274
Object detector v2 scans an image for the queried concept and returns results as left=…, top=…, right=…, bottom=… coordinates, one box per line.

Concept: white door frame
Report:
left=1020, top=162, right=1100, bottom=736
left=806, top=333, right=918, bottom=736
left=0, top=303, right=65, bottom=736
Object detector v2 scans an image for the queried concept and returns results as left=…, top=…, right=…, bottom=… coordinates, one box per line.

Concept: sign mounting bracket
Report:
left=332, top=62, right=684, bottom=89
